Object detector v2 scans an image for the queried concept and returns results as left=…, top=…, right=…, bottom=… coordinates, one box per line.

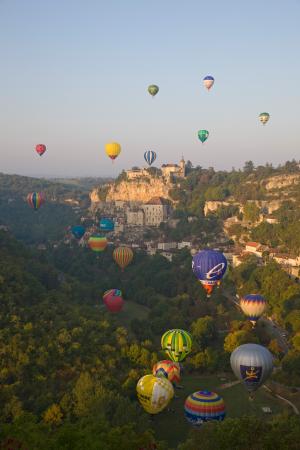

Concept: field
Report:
left=151, top=373, right=293, bottom=448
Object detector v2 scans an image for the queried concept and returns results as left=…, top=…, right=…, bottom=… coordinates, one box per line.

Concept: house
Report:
left=126, top=209, right=145, bottom=226
left=158, top=242, right=177, bottom=251
left=178, top=241, right=192, bottom=250
left=161, top=157, right=186, bottom=179
left=160, top=251, right=173, bottom=261
left=142, top=197, right=170, bottom=227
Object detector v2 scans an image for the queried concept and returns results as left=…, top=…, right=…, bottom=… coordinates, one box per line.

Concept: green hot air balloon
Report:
left=148, top=85, right=159, bottom=97
left=198, top=130, right=209, bottom=143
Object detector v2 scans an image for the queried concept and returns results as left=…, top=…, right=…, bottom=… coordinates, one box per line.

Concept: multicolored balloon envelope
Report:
left=103, top=289, right=124, bottom=313
left=113, top=246, right=133, bottom=271
left=230, top=343, right=273, bottom=393
left=192, top=249, right=227, bottom=297
left=198, top=130, right=209, bottom=143
left=203, top=75, right=215, bottom=90
left=161, top=329, right=192, bottom=363
left=184, top=390, right=225, bottom=426
left=35, top=144, right=46, bottom=156
left=259, top=112, right=270, bottom=125
left=88, top=235, right=108, bottom=252
left=105, top=142, right=121, bottom=161
left=152, top=360, right=181, bottom=386
left=71, top=225, right=85, bottom=240
left=99, top=218, right=114, bottom=232
left=136, top=374, right=174, bottom=414
left=27, top=192, right=45, bottom=210
left=240, top=294, right=267, bottom=326
left=144, top=150, right=157, bottom=166
left=148, top=85, right=159, bottom=97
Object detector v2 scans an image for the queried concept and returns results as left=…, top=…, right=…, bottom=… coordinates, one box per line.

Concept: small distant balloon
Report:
left=27, top=192, right=45, bottom=210
left=144, top=150, right=157, bottom=166
left=203, top=75, right=215, bottom=90
left=99, top=218, right=114, bottom=232
left=198, top=130, right=209, bottom=143
left=240, top=294, right=267, bottom=326
left=259, top=112, right=270, bottom=125
left=35, top=144, right=46, bottom=156
left=88, top=235, right=108, bottom=252
left=71, top=225, right=85, bottom=240
left=105, top=142, right=121, bottom=161
left=148, top=85, right=159, bottom=97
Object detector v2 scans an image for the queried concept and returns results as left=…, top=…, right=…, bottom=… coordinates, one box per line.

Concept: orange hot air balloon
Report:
left=88, top=235, right=108, bottom=252
left=113, top=246, right=133, bottom=271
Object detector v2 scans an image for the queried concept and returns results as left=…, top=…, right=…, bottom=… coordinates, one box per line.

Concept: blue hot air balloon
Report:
left=99, top=218, right=115, bottom=232
left=192, top=249, right=227, bottom=297
left=71, top=225, right=86, bottom=239
left=144, top=150, right=157, bottom=166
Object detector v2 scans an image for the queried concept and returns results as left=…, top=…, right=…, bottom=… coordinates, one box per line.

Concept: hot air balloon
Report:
left=240, top=294, right=267, bottom=326
left=103, top=289, right=124, bottom=313
left=144, top=150, right=157, bottom=166
left=184, top=390, right=225, bottom=426
left=198, top=130, right=209, bottom=144
left=27, top=192, right=45, bottom=210
left=203, top=75, right=215, bottom=91
left=230, top=344, right=273, bottom=394
left=259, top=112, right=270, bottom=125
left=88, top=235, right=108, bottom=252
left=35, top=144, right=46, bottom=156
left=113, top=246, right=133, bottom=271
left=192, top=249, right=227, bottom=297
left=99, top=218, right=114, bottom=232
left=71, top=225, right=85, bottom=240
left=161, top=329, right=192, bottom=363
left=152, top=360, right=181, bottom=386
left=105, top=142, right=121, bottom=161
left=148, top=85, right=159, bottom=97
left=136, top=374, right=174, bottom=414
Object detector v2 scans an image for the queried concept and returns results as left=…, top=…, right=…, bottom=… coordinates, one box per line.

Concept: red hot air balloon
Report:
left=103, top=289, right=124, bottom=313
left=35, top=144, right=46, bottom=156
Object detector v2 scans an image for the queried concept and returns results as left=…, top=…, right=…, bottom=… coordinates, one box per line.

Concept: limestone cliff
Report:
left=90, top=178, right=172, bottom=204
left=264, top=174, right=300, bottom=190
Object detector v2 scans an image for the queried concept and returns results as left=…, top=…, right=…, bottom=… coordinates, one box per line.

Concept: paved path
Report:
left=263, top=384, right=299, bottom=415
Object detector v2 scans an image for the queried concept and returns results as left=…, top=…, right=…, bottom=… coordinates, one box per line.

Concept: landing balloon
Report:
left=161, top=329, right=192, bottom=363
left=71, top=225, right=85, bottom=240
left=148, top=85, right=159, bottom=97
left=113, top=246, right=133, bottom=271
left=105, top=142, right=121, bottom=161
left=203, top=75, right=215, bottom=91
left=144, top=150, right=157, bottom=166
left=88, top=235, right=108, bottom=252
left=192, top=249, right=227, bottom=297
left=152, top=360, right=181, bottom=386
left=136, top=374, right=174, bottom=414
left=198, top=130, right=209, bottom=143
left=184, top=390, right=225, bottom=426
left=103, top=289, right=124, bottom=313
left=259, top=112, right=270, bottom=125
left=240, top=294, right=267, bottom=326
left=35, top=144, right=46, bottom=156
left=27, top=192, right=45, bottom=210
left=230, top=343, right=273, bottom=393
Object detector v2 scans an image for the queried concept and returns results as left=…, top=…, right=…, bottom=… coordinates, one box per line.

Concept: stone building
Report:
left=142, top=197, right=170, bottom=226
left=161, top=157, right=186, bottom=179
left=126, top=209, right=145, bottom=226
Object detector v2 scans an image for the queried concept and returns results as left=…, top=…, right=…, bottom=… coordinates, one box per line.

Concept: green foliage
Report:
left=243, top=201, right=260, bottom=223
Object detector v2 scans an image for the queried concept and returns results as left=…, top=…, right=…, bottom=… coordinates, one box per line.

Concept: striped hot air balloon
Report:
left=161, top=329, right=192, bottom=363
left=88, top=235, right=108, bottom=252
left=184, top=390, right=225, bottom=426
left=144, top=150, right=157, bottom=166
left=152, top=360, right=181, bottom=386
left=113, top=246, right=133, bottom=271
left=27, top=192, right=45, bottom=210
left=136, top=374, right=174, bottom=414
left=240, top=294, right=267, bottom=326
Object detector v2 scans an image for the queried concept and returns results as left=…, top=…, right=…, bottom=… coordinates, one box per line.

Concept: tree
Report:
left=224, top=330, right=258, bottom=353
left=243, top=160, right=255, bottom=174
left=43, top=404, right=63, bottom=426
left=243, top=202, right=260, bottom=223
left=191, top=316, right=216, bottom=349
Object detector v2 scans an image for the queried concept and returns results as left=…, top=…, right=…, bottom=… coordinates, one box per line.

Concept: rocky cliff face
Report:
left=265, top=174, right=300, bottom=190
left=90, top=178, right=171, bottom=204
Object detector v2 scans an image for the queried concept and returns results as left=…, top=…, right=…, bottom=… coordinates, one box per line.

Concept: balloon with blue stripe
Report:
left=184, top=390, right=225, bottom=426
left=71, top=225, right=85, bottom=240
left=144, top=150, right=157, bottom=166
left=240, top=294, right=267, bottom=326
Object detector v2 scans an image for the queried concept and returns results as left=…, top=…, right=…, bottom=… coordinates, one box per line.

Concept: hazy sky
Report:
left=0, top=0, right=299, bottom=177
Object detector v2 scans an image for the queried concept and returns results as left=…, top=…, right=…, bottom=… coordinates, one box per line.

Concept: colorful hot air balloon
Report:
left=259, top=112, right=270, bottom=125
left=88, top=235, right=108, bottom=252
left=230, top=344, right=273, bottom=394
left=71, top=225, right=85, bottom=240
left=103, top=289, right=124, bottom=313
left=198, top=130, right=209, bottom=143
left=152, top=360, right=181, bottom=386
left=240, top=294, right=267, bottom=326
left=105, top=142, right=121, bottom=161
left=35, top=144, right=46, bottom=156
left=148, top=85, right=159, bottom=97
left=192, top=249, right=227, bottom=297
left=203, top=75, right=215, bottom=91
left=27, top=192, right=45, bottom=210
left=136, top=374, right=174, bottom=414
left=99, top=218, right=114, bottom=232
left=144, top=150, right=157, bottom=166
left=113, top=246, right=133, bottom=271
left=184, top=390, right=225, bottom=426
left=161, top=329, right=192, bottom=363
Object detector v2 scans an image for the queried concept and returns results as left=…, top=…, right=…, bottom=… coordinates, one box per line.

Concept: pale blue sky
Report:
left=0, top=0, right=299, bottom=177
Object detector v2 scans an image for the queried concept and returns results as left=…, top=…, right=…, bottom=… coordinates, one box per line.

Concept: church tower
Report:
left=179, top=155, right=186, bottom=177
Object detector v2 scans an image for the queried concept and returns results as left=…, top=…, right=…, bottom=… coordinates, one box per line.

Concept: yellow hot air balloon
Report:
left=105, top=142, right=121, bottom=161
left=136, top=374, right=174, bottom=414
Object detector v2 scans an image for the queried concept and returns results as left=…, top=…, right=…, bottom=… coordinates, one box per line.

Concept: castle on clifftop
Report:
left=126, top=157, right=186, bottom=181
